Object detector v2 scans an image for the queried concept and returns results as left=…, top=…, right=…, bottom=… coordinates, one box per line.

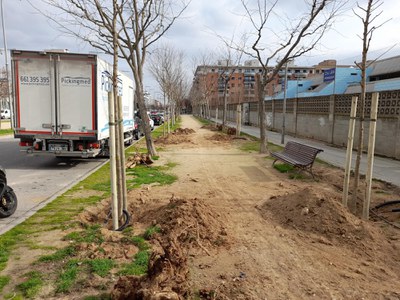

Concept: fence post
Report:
left=236, top=105, right=241, bottom=136
left=271, top=100, right=275, bottom=129
left=396, top=115, right=400, bottom=159
left=293, top=97, right=298, bottom=136
left=328, top=95, right=335, bottom=144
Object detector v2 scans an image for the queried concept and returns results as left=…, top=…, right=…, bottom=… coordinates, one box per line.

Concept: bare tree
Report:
left=39, top=0, right=190, bottom=156
left=216, top=39, right=244, bottom=126
left=238, top=0, right=343, bottom=153
left=350, top=0, right=387, bottom=213
left=191, top=50, right=223, bottom=119
left=148, top=44, right=188, bottom=132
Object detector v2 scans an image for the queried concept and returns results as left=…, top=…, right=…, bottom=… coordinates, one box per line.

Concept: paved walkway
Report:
left=219, top=119, right=400, bottom=188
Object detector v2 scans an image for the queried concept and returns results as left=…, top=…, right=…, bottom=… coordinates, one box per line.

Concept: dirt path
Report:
left=114, top=115, right=400, bottom=299
left=3, top=115, right=399, bottom=299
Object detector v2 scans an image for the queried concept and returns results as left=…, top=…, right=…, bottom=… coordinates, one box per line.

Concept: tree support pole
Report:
left=363, top=92, right=379, bottom=220
left=343, top=96, right=358, bottom=207
left=117, top=96, right=128, bottom=212
left=108, top=91, right=119, bottom=230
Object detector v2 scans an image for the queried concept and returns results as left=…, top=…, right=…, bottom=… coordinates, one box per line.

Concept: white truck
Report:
left=11, top=50, right=136, bottom=158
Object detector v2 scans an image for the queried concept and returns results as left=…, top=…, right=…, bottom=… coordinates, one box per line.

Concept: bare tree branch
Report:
left=34, top=0, right=190, bottom=156
left=230, top=0, right=346, bottom=153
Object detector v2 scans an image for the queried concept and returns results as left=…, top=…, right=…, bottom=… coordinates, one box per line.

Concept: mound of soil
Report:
left=112, top=196, right=229, bottom=299
left=200, top=124, right=219, bottom=131
left=259, top=187, right=376, bottom=246
left=155, top=128, right=195, bottom=145
left=174, top=128, right=195, bottom=135
left=208, top=133, right=233, bottom=142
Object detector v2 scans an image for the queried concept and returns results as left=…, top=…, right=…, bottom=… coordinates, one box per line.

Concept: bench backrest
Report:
left=282, top=141, right=323, bottom=165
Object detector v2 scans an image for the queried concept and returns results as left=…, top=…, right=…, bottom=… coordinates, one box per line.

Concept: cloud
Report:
left=2, top=0, right=400, bottom=94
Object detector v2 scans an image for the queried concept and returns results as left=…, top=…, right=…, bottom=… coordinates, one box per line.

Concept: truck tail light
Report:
left=19, top=141, right=33, bottom=147
left=89, top=143, right=100, bottom=149
left=34, top=142, right=42, bottom=150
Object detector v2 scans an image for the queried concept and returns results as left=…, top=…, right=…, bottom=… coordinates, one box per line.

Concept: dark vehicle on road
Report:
left=0, top=166, right=17, bottom=218
left=150, top=113, right=164, bottom=126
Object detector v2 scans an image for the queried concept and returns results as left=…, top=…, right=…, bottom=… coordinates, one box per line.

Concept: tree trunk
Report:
left=132, top=60, right=157, bottom=157
left=258, top=74, right=268, bottom=154
left=351, top=0, right=372, bottom=214
left=222, top=81, right=228, bottom=126
left=137, top=88, right=157, bottom=156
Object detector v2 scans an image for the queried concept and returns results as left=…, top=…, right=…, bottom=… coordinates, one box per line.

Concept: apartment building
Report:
left=190, top=59, right=341, bottom=110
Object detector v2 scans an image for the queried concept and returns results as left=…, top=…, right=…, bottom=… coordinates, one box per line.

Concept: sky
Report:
left=2, top=0, right=400, bottom=97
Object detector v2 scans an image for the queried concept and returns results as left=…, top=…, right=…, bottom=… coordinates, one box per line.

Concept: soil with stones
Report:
left=110, top=115, right=400, bottom=299
left=4, top=115, right=400, bottom=300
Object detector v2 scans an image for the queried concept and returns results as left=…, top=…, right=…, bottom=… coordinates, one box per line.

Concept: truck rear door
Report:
left=12, top=51, right=96, bottom=138
left=56, top=57, right=96, bottom=136
left=13, top=52, right=54, bottom=135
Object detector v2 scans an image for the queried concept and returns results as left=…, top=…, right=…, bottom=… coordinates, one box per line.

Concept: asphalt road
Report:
left=0, top=135, right=107, bottom=234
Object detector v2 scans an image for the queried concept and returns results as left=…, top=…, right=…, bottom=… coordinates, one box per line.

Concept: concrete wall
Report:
left=215, top=91, right=400, bottom=159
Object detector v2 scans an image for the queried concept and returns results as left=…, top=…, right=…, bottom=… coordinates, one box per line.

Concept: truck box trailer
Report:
left=11, top=50, right=136, bottom=158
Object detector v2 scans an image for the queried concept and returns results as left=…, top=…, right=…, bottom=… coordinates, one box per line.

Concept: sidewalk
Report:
left=219, top=119, right=400, bottom=188
left=0, top=120, right=11, bottom=129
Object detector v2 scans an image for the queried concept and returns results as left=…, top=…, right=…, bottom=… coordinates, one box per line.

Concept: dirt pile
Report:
left=208, top=133, right=233, bottom=142
left=155, top=128, right=195, bottom=145
left=259, top=187, right=376, bottom=245
left=200, top=124, right=219, bottom=131
left=112, top=196, right=229, bottom=299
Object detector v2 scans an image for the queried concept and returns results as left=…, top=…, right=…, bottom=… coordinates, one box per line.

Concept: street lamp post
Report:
left=0, top=0, right=11, bottom=128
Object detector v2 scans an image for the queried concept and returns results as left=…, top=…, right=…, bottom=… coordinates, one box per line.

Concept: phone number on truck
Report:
left=20, top=76, right=50, bottom=85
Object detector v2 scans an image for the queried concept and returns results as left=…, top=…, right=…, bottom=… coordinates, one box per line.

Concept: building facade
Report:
left=190, top=59, right=345, bottom=116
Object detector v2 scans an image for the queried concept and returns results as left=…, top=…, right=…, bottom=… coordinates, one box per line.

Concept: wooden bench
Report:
left=271, top=141, right=323, bottom=179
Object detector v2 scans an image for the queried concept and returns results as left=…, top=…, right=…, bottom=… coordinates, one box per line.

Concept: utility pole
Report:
left=1, top=0, right=11, bottom=128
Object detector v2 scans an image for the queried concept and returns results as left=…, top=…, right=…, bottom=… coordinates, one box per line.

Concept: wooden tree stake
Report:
left=343, top=96, right=358, bottom=207
left=363, top=92, right=379, bottom=220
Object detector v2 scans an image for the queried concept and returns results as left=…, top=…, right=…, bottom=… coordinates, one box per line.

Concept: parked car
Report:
left=147, top=112, right=155, bottom=131
left=135, top=111, right=154, bottom=137
left=1, top=109, right=10, bottom=119
left=150, top=113, right=164, bottom=126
